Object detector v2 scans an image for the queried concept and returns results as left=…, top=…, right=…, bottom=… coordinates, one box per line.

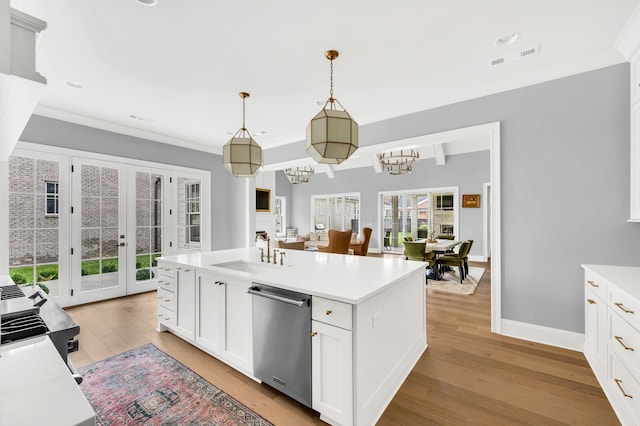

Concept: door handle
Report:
left=114, top=242, right=127, bottom=247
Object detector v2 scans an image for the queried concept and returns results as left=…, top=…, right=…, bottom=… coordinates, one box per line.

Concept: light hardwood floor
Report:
left=66, top=259, right=619, bottom=425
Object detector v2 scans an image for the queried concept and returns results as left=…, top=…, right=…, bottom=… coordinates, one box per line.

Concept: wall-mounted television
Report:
left=256, top=188, right=271, bottom=212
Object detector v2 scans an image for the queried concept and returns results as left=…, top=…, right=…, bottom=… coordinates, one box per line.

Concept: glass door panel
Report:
left=72, top=159, right=126, bottom=304
left=177, top=176, right=202, bottom=254
left=129, top=170, right=165, bottom=294
left=8, top=155, right=65, bottom=303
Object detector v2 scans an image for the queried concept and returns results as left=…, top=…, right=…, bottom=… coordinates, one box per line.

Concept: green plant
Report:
left=81, top=268, right=88, bottom=276
left=102, top=263, right=117, bottom=273
left=21, top=282, right=50, bottom=294
left=10, top=272, right=28, bottom=284
left=136, top=261, right=142, bottom=269
left=136, top=268, right=151, bottom=281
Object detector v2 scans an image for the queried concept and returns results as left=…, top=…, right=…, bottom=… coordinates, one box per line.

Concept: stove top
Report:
left=0, top=284, right=25, bottom=300
left=1, top=312, right=49, bottom=345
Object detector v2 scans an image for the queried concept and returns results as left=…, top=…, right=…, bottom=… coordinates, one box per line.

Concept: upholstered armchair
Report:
left=318, top=229, right=352, bottom=254
left=349, top=227, right=372, bottom=256
left=403, top=241, right=435, bottom=267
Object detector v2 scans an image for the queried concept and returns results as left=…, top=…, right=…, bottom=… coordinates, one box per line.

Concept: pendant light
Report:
left=379, top=149, right=420, bottom=175
left=223, top=92, right=263, bottom=177
left=284, top=165, right=314, bottom=184
left=306, top=50, right=358, bottom=164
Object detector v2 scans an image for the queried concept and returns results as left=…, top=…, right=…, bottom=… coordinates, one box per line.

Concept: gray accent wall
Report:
left=19, top=115, right=235, bottom=250
left=285, top=150, right=489, bottom=257
left=266, top=63, right=640, bottom=334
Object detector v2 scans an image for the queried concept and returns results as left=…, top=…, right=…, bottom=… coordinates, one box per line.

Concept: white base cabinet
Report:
left=175, top=266, right=196, bottom=341
left=312, top=298, right=353, bottom=426
left=583, top=265, right=640, bottom=426
left=161, top=266, right=254, bottom=377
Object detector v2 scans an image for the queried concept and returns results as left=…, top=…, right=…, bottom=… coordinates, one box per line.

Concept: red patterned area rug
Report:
left=79, top=343, right=274, bottom=425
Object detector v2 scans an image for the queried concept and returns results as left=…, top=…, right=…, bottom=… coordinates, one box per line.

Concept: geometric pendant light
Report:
left=223, top=92, right=263, bottom=177
left=306, top=50, right=358, bottom=164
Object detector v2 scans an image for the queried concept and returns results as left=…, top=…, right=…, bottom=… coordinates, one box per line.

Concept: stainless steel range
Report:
left=0, top=281, right=80, bottom=366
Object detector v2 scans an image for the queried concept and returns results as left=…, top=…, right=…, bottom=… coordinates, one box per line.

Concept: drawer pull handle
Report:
left=177, top=268, right=191, bottom=272
left=326, top=309, right=332, bottom=315
left=614, top=379, right=633, bottom=399
left=311, top=331, right=318, bottom=337
left=615, top=303, right=635, bottom=315
left=615, top=336, right=635, bottom=351
left=587, top=280, right=599, bottom=288
left=215, top=281, right=225, bottom=286
left=587, top=299, right=596, bottom=305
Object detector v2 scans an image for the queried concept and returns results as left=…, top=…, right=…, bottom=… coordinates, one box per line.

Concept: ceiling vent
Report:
left=489, top=45, right=540, bottom=67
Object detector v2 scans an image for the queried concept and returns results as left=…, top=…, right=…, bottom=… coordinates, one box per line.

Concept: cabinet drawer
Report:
left=610, top=350, right=640, bottom=424
left=610, top=286, right=640, bottom=333
left=585, top=272, right=607, bottom=302
left=158, top=305, right=176, bottom=328
left=157, top=287, right=176, bottom=311
left=157, top=261, right=175, bottom=279
left=312, top=296, right=352, bottom=330
left=157, top=276, right=175, bottom=293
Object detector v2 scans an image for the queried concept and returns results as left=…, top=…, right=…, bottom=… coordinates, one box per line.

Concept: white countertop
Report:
left=0, top=336, right=95, bottom=426
left=161, top=248, right=426, bottom=304
left=582, top=264, right=640, bottom=301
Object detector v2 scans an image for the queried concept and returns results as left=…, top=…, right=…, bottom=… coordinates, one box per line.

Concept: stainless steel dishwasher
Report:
left=248, top=283, right=312, bottom=408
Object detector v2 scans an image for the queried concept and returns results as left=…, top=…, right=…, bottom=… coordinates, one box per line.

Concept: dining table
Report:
left=422, top=239, right=462, bottom=280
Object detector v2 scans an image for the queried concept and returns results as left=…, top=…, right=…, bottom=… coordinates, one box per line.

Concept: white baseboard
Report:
left=499, top=319, right=584, bottom=352
left=468, top=254, right=487, bottom=262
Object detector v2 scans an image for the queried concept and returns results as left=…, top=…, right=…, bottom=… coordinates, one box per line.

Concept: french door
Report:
left=71, top=158, right=128, bottom=304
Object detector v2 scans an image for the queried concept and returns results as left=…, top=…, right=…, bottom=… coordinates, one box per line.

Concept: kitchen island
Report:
left=157, top=248, right=427, bottom=426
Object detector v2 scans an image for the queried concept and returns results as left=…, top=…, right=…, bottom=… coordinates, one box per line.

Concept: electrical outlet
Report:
left=372, top=312, right=381, bottom=327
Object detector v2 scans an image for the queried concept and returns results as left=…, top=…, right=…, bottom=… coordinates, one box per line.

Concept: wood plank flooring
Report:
left=65, top=259, right=620, bottom=425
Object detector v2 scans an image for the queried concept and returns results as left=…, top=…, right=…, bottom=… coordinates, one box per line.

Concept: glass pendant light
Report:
left=223, top=92, right=263, bottom=177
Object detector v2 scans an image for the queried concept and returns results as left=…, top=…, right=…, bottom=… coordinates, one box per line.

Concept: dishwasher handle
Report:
left=248, top=286, right=309, bottom=307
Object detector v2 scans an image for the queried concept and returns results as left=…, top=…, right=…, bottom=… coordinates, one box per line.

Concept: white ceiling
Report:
left=11, top=0, right=639, bottom=157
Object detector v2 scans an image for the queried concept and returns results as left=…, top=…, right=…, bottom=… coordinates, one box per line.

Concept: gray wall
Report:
left=19, top=115, right=235, bottom=251
left=284, top=150, right=489, bottom=257
left=266, top=63, right=640, bottom=334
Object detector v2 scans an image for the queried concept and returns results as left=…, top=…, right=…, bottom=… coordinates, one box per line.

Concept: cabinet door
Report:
left=585, top=286, right=607, bottom=371
left=312, top=320, right=353, bottom=425
left=196, top=272, right=224, bottom=354
left=220, top=275, right=253, bottom=374
left=175, top=266, right=196, bottom=341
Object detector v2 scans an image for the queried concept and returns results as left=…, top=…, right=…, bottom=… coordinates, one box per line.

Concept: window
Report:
left=311, top=193, right=360, bottom=233
left=187, top=183, right=200, bottom=243
left=436, top=194, right=454, bottom=211
left=45, top=181, right=59, bottom=216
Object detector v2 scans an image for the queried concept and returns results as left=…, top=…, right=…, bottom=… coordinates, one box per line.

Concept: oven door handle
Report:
left=29, top=291, right=48, bottom=308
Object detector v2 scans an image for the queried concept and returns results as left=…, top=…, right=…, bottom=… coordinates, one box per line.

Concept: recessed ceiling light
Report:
left=253, top=131, right=267, bottom=136
left=65, top=80, right=84, bottom=89
left=494, top=33, right=519, bottom=47
left=136, top=0, right=158, bottom=6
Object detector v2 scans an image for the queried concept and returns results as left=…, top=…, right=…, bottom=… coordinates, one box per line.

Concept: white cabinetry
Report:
left=193, top=270, right=254, bottom=375
left=583, top=265, right=640, bottom=425
left=584, top=276, right=608, bottom=371
left=311, top=296, right=353, bottom=426
left=175, top=265, right=196, bottom=341
left=156, top=261, right=176, bottom=330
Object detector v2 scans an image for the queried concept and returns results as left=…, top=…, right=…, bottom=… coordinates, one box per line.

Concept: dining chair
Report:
left=318, top=229, right=353, bottom=254
left=436, top=240, right=472, bottom=283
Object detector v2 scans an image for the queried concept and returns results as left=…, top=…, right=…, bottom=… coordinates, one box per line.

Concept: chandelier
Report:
left=223, top=92, right=263, bottom=177
left=284, top=165, right=314, bottom=184
left=306, top=50, right=358, bottom=164
left=379, top=149, right=420, bottom=175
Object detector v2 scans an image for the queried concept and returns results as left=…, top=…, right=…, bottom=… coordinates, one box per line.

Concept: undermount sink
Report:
left=212, top=260, right=275, bottom=274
